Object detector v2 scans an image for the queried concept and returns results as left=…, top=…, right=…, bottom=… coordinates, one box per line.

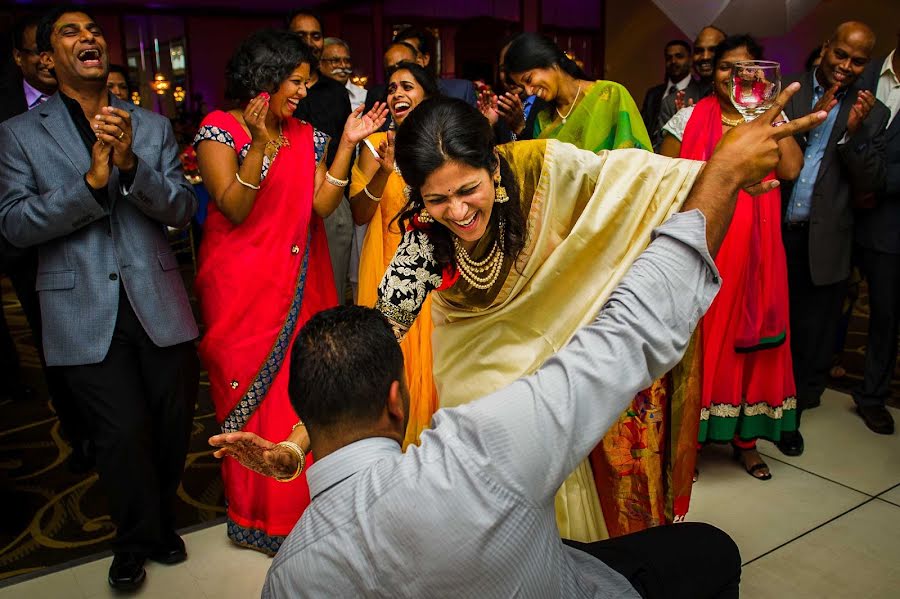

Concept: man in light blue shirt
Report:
left=212, top=85, right=827, bottom=599
left=777, top=21, right=888, bottom=457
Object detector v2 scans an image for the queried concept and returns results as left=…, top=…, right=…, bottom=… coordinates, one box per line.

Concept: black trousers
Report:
left=783, top=227, right=847, bottom=423
left=1, top=249, right=86, bottom=447
left=565, top=522, right=741, bottom=599
left=60, top=289, right=199, bottom=554
left=854, top=245, right=900, bottom=407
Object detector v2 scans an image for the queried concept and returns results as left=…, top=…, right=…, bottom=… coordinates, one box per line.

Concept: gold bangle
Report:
left=292, top=420, right=306, bottom=432
left=363, top=185, right=382, bottom=202
left=324, top=171, right=349, bottom=187
left=274, top=441, right=306, bottom=482
left=235, top=171, right=260, bottom=190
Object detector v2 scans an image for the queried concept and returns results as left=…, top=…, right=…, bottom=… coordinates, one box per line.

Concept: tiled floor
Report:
left=1, top=389, right=897, bottom=598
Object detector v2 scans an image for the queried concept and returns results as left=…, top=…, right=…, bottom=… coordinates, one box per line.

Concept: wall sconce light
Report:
left=351, top=74, right=368, bottom=88
left=173, top=86, right=186, bottom=103
left=151, top=73, right=171, bottom=95
left=131, top=91, right=141, bottom=105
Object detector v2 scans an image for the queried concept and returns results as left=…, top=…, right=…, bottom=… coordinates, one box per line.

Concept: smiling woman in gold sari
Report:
left=371, top=98, right=702, bottom=541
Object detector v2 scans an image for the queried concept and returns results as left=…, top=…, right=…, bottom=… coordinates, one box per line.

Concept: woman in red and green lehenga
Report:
left=660, top=34, right=801, bottom=480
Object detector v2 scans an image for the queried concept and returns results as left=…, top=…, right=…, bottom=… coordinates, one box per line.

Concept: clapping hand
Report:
left=478, top=91, right=499, bottom=126
left=846, top=89, right=876, bottom=136
left=496, top=91, right=526, bottom=135
left=342, top=102, right=389, bottom=146
left=93, top=106, right=136, bottom=172
left=243, top=93, right=271, bottom=143
left=375, top=131, right=396, bottom=174
left=209, top=431, right=300, bottom=480
left=674, top=89, right=695, bottom=111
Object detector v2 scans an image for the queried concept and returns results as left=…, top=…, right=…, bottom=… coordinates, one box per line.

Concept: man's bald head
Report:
left=817, top=20, right=876, bottom=89
left=693, top=26, right=727, bottom=80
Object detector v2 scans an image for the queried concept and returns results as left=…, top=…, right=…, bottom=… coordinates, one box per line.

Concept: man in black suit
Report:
left=287, top=10, right=354, bottom=303
left=852, top=33, right=900, bottom=435
left=653, top=26, right=725, bottom=149
left=778, top=21, right=889, bottom=453
left=641, top=39, right=692, bottom=145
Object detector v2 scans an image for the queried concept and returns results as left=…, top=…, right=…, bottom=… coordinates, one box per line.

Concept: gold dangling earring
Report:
left=494, top=178, right=509, bottom=204
left=418, top=207, right=434, bottom=223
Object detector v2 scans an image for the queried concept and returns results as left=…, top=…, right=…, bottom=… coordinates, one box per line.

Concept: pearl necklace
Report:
left=453, top=218, right=505, bottom=290
left=556, top=83, right=583, bottom=124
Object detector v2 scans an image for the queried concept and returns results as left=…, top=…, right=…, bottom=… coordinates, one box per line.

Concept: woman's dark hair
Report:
left=713, top=34, right=764, bottom=68
left=288, top=306, right=403, bottom=430
left=503, top=32, right=589, bottom=81
left=385, top=61, right=440, bottom=100
left=225, top=29, right=315, bottom=104
left=393, top=97, right=526, bottom=269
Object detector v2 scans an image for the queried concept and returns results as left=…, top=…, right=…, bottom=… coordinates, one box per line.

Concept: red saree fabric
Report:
left=680, top=97, right=796, bottom=442
left=195, top=111, right=336, bottom=553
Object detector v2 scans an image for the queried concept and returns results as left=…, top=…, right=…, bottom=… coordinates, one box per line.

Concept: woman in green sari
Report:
left=503, top=33, right=651, bottom=152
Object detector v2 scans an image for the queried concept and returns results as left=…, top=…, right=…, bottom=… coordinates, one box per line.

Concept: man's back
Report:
left=264, top=426, right=635, bottom=599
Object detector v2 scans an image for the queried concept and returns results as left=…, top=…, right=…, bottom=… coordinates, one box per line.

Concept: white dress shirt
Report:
left=263, top=210, right=721, bottom=599
left=346, top=80, right=367, bottom=111
left=876, top=50, right=900, bottom=126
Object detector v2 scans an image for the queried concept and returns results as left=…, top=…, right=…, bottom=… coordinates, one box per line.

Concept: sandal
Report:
left=732, top=445, right=772, bottom=481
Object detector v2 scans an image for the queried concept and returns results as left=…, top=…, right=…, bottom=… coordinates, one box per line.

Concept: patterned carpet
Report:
left=0, top=269, right=226, bottom=582
left=0, top=271, right=897, bottom=581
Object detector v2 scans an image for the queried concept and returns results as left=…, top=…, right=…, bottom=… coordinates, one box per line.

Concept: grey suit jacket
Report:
left=0, top=94, right=199, bottom=366
left=779, top=70, right=889, bottom=285
left=652, top=79, right=705, bottom=150
left=854, top=56, right=900, bottom=254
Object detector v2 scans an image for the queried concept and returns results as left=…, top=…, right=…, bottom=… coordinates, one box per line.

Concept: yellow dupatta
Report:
left=352, top=132, right=438, bottom=449
left=432, top=139, right=703, bottom=541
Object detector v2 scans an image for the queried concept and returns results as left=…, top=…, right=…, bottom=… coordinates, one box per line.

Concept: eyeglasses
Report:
left=320, top=57, right=352, bottom=66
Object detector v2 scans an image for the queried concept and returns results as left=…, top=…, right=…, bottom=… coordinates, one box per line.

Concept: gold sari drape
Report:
left=353, top=132, right=438, bottom=450
left=433, top=139, right=703, bottom=541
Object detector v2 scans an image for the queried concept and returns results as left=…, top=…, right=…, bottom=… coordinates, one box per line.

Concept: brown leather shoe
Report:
left=856, top=405, right=895, bottom=435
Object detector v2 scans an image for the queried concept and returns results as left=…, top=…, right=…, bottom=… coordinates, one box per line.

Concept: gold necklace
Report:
left=453, top=218, right=505, bottom=290
left=721, top=114, right=743, bottom=127
left=555, top=82, right=583, bottom=124
left=265, top=124, right=290, bottom=160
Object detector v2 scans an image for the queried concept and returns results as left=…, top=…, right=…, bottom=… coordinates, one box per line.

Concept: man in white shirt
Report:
left=641, top=39, right=692, bottom=145
left=213, top=84, right=828, bottom=598
left=320, top=37, right=366, bottom=110
left=852, top=34, right=900, bottom=434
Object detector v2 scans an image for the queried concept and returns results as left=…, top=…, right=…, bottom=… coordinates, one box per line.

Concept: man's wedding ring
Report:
left=117, top=131, right=125, bottom=140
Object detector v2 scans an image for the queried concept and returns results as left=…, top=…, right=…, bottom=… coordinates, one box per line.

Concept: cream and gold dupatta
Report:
left=431, top=139, right=703, bottom=541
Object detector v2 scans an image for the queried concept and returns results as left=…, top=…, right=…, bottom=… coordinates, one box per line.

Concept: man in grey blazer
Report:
left=0, top=7, right=199, bottom=590
left=777, top=21, right=889, bottom=454
left=852, top=38, right=900, bottom=434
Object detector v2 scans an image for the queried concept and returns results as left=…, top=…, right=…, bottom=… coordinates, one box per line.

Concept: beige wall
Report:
left=606, top=0, right=898, bottom=114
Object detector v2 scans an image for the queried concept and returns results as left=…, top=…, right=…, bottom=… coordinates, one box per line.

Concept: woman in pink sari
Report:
left=194, top=29, right=386, bottom=553
left=660, top=35, right=802, bottom=480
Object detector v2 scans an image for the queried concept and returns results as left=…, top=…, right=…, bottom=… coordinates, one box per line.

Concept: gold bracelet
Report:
left=235, top=171, right=260, bottom=190
left=324, top=171, right=349, bottom=187
left=274, top=441, right=306, bottom=483
left=292, top=420, right=306, bottom=432
left=363, top=185, right=382, bottom=202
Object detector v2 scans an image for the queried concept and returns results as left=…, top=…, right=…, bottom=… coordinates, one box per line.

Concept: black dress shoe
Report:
left=857, top=405, right=895, bottom=435
left=108, top=552, right=146, bottom=590
left=149, top=532, right=187, bottom=564
left=775, top=430, right=804, bottom=456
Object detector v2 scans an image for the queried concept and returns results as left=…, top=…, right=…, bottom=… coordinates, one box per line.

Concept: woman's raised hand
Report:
left=243, top=92, right=271, bottom=143
left=342, top=102, right=390, bottom=145
left=375, top=131, right=396, bottom=174
left=208, top=431, right=299, bottom=480
left=478, top=91, right=500, bottom=126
